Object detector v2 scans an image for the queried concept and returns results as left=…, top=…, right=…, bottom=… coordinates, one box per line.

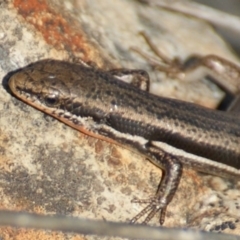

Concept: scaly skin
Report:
left=8, top=59, right=240, bottom=224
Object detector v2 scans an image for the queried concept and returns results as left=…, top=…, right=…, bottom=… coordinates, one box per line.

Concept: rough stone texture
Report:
left=1, top=0, right=240, bottom=239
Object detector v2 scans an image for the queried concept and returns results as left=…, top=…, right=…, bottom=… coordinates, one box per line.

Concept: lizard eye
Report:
left=44, top=93, right=59, bottom=107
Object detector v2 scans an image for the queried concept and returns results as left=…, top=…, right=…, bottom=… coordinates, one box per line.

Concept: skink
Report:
left=8, top=59, right=240, bottom=225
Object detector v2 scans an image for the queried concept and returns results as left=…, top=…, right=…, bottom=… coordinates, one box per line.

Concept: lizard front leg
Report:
left=107, top=69, right=150, bottom=91
left=97, top=121, right=183, bottom=224
left=130, top=142, right=182, bottom=225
